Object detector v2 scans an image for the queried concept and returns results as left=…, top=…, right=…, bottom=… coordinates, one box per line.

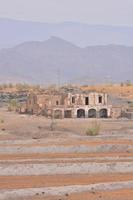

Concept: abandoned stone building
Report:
left=20, top=90, right=112, bottom=119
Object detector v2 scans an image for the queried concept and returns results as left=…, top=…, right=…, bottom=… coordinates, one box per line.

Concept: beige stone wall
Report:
left=24, top=91, right=110, bottom=117
left=65, top=92, right=108, bottom=107
left=111, top=107, right=122, bottom=119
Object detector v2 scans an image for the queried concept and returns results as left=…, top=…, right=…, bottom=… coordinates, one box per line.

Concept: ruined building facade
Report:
left=20, top=91, right=112, bottom=119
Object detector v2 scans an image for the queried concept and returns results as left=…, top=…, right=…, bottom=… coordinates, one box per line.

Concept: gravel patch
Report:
left=0, top=134, right=133, bottom=145
left=0, top=157, right=133, bottom=164
left=0, top=162, right=133, bottom=176
left=0, top=144, right=132, bottom=154
left=0, top=181, right=133, bottom=200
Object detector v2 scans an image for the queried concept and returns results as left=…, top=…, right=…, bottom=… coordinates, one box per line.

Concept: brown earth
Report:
left=0, top=152, right=132, bottom=160
left=1, top=107, right=133, bottom=139
left=0, top=174, right=133, bottom=189
left=0, top=108, right=133, bottom=199
left=1, top=139, right=133, bottom=147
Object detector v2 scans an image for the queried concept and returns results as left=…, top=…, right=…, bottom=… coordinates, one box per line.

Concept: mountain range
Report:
left=0, top=36, right=133, bottom=84
left=0, top=18, right=133, bottom=49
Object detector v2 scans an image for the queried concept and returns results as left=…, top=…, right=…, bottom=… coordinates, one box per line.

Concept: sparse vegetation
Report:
left=125, top=80, right=132, bottom=87
left=81, top=83, right=133, bottom=100
left=49, top=117, right=57, bottom=131
left=0, top=118, right=5, bottom=131
left=0, top=83, right=43, bottom=93
left=8, top=99, right=19, bottom=112
left=120, top=82, right=124, bottom=87
left=86, top=120, right=101, bottom=136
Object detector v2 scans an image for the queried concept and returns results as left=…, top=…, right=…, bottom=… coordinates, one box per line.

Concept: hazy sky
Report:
left=0, top=0, right=133, bottom=26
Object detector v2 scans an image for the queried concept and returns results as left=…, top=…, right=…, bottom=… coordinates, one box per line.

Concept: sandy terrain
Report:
left=0, top=174, right=133, bottom=189
left=30, top=189, right=133, bottom=200
left=0, top=108, right=133, bottom=199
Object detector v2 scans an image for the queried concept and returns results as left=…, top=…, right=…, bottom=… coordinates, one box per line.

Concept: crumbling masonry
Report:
left=20, top=90, right=112, bottom=119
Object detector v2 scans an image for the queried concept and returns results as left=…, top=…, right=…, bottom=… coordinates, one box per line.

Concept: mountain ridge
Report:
left=0, top=37, right=133, bottom=84
left=1, top=18, right=133, bottom=49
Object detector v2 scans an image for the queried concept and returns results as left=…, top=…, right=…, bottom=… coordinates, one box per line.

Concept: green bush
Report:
left=86, top=121, right=101, bottom=136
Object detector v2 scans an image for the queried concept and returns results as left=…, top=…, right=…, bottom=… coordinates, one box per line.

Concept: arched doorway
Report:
left=64, top=110, right=72, bottom=118
left=54, top=110, right=63, bottom=119
left=88, top=109, right=97, bottom=118
left=77, top=109, right=85, bottom=118
left=99, top=109, right=108, bottom=118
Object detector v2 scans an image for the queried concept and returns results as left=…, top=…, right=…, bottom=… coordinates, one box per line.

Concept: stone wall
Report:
left=21, top=91, right=112, bottom=119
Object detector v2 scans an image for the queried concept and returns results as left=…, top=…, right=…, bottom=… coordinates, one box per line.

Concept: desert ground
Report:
left=0, top=107, right=133, bottom=200
left=82, top=84, right=133, bottom=100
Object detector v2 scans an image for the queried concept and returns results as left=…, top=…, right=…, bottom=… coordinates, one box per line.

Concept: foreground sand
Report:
left=0, top=136, right=133, bottom=200
left=0, top=109, right=133, bottom=199
left=30, top=189, right=133, bottom=200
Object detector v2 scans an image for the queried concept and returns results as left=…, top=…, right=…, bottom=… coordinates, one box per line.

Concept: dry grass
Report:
left=81, top=84, right=133, bottom=100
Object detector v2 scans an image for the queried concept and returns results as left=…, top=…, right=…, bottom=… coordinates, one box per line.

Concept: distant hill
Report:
left=0, top=37, right=133, bottom=84
left=0, top=18, right=133, bottom=49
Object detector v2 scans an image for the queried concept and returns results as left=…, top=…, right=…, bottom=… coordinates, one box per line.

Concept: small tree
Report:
left=50, top=116, right=57, bottom=131
left=2, top=84, right=8, bottom=89
left=120, top=82, right=124, bottom=87
left=8, top=83, right=13, bottom=88
left=126, top=80, right=132, bottom=86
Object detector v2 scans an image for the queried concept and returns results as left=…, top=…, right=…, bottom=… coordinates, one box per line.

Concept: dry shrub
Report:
left=86, top=120, right=101, bottom=136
